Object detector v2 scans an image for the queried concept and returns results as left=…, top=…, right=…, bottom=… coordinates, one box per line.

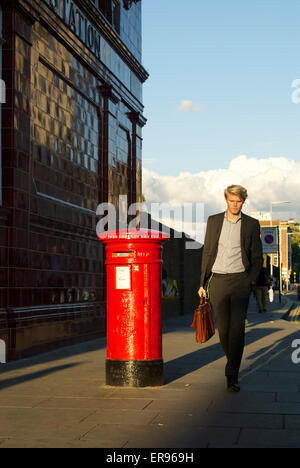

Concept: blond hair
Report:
left=224, top=185, right=248, bottom=202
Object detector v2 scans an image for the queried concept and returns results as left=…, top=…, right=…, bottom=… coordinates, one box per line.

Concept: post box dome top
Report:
left=98, top=228, right=169, bottom=242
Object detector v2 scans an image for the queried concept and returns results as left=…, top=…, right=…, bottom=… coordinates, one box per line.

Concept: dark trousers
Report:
left=255, top=286, right=268, bottom=311
left=209, top=271, right=251, bottom=378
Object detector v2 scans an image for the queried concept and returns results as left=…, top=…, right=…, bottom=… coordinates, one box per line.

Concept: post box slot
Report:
left=112, top=251, right=135, bottom=258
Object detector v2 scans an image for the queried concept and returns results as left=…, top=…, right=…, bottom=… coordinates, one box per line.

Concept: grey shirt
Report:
left=211, top=212, right=245, bottom=274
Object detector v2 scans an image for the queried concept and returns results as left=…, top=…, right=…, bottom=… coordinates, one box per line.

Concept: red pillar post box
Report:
left=99, top=228, right=169, bottom=386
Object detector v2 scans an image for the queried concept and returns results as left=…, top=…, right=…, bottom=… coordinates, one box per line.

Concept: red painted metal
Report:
left=99, top=229, right=169, bottom=361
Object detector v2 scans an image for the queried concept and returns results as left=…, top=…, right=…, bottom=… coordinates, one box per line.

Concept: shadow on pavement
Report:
left=0, top=363, right=84, bottom=391
left=164, top=327, right=282, bottom=384
left=0, top=337, right=106, bottom=374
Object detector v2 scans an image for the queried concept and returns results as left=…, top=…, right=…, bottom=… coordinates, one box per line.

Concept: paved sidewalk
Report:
left=1, top=293, right=300, bottom=448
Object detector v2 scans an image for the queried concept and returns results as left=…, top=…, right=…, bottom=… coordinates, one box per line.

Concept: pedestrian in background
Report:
left=255, top=267, right=271, bottom=313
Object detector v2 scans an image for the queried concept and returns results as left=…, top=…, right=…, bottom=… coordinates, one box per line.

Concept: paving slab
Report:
left=238, top=428, right=300, bottom=448
left=35, top=396, right=153, bottom=410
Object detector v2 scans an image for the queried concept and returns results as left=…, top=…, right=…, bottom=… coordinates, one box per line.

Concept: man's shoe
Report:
left=226, top=376, right=240, bottom=393
left=227, top=382, right=240, bottom=392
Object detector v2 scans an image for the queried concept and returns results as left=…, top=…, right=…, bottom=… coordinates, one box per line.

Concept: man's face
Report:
left=225, top=194, right=244, bottom=216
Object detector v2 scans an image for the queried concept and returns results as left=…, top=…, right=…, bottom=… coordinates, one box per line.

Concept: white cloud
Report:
left=177, top=99, right=203, bottom=113
left=143, top=157, right=158, bottom=165
left=142, top=155, right=300, bottom=226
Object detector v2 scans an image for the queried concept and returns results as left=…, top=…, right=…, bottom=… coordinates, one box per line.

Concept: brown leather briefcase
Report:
left=191, top=298, right=215, bottom=343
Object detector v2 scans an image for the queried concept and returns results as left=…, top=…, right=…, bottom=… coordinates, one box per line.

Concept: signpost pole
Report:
left=278, top=226, right=281, bottom=304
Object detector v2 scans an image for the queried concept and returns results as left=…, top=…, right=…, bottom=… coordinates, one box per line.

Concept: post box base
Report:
left=106, top=359, right=164, bottom=387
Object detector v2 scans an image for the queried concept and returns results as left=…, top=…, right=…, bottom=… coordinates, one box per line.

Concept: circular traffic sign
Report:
left=264, top=234, right=274, bottom=244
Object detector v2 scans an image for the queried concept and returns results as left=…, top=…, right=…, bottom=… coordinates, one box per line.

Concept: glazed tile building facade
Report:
left=0, top=0, right=148, bottom=361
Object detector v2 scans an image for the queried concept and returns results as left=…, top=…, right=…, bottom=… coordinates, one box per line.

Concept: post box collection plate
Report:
left=115, top=266, right=131, bottom=290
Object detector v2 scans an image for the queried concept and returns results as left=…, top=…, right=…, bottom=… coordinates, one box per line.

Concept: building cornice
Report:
left=5, top=0, right=149, bottom=84
left=76, top=0, right=148, bottom=83
left=127, top=110, right=147, bottom=127
left=0, top=0, right=148, bottom=83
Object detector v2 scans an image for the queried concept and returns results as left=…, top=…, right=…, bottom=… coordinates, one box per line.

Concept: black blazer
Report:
left=200, top=211, right=263, bottom=288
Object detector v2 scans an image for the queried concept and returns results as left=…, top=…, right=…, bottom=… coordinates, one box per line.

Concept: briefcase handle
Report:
left=199, top=296, right=208, bottom=305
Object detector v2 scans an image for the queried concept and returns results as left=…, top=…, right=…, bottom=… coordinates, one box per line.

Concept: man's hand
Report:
left=198, top=287, right=206, bottom=298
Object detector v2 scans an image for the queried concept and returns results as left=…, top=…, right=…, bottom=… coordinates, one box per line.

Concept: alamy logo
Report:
left=0, top=339, right=6, bottom=363
left=96, top=195, right=205, bottom=249
left=291, top=339, right=300, bottom=364
left=0, top=79, right=5, bottom=104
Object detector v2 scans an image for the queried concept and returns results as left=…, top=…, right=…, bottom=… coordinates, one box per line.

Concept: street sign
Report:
left=261, top=227, right=278, bottom=254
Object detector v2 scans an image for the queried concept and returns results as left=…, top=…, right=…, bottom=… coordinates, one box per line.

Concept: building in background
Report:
left=252, top=212, right=294, bottom=288
left=0, top=0, right=148, bottom=360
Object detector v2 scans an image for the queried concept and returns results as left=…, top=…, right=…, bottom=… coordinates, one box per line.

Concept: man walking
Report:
left=198, top=185, right=262, bottom=392
left=255, top=267, right=271, bottom=313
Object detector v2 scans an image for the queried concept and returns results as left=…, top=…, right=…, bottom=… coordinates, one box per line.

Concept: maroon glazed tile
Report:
left=2, top=128, right=14, bottom=149
left=8, top=287, right=21, bottom=307
left=3, top=188, right=15, bottom=206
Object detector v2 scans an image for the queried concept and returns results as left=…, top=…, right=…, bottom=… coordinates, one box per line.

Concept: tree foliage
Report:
left=291, top=223, right=300, bottom=280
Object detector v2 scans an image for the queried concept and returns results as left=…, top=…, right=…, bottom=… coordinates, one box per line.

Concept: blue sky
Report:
left=141, top=0, right=300, bottom=177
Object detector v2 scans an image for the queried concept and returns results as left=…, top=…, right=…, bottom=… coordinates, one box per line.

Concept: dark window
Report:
left=123, top=0, right=141, bottom=10
left=99, top=0, right=120, bottom=33
left=113, top=1, right=120, bottom=33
